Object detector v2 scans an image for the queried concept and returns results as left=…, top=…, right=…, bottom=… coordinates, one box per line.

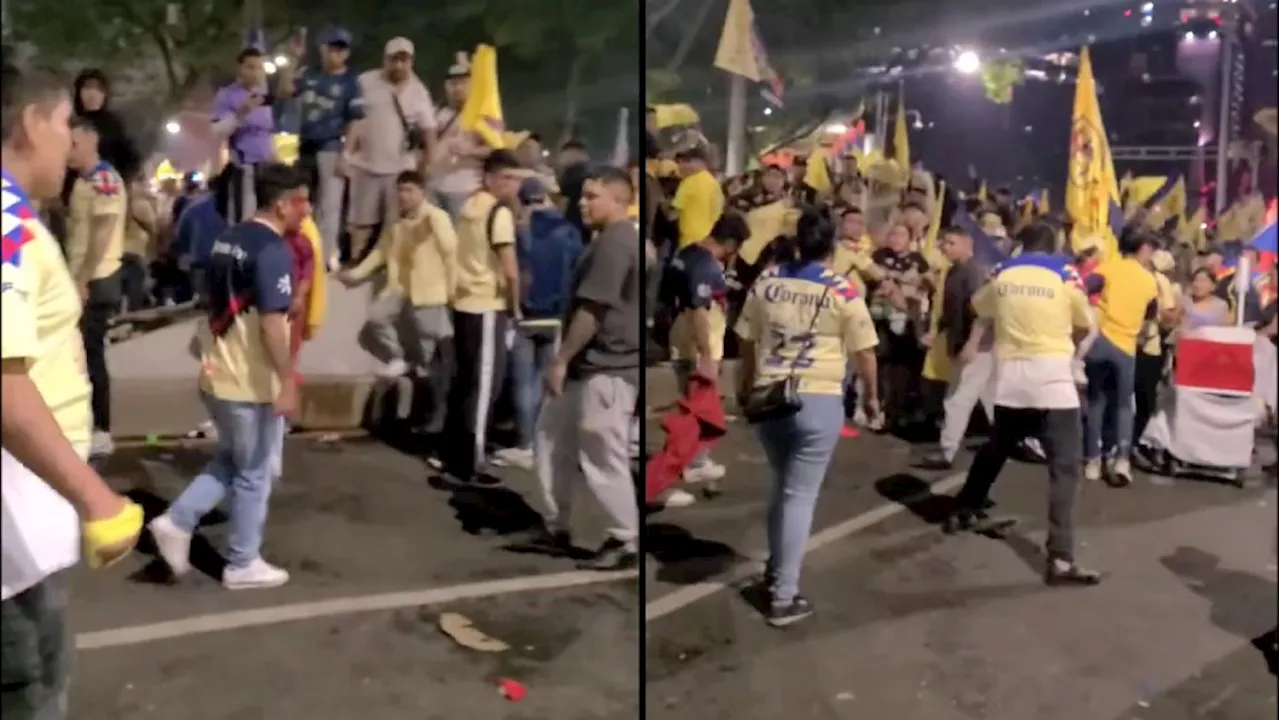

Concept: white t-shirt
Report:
left=429, top=106, right=482, bottom=196
left=992, top=356, right=1080, bottom=410
left=2, top=449, right=80, bottom=600
left=352, top=70, right=437, bottom=175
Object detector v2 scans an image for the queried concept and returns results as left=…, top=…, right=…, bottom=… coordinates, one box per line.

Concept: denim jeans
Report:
left=167, top=393, right=284, bottom=569
left=0, top=572, right=71, bottom=720
left=511, top=323, right=560, bottom=449
left=1083, top=335, right=1138, bottom=460
left=755, top=393, right=844, bottom=605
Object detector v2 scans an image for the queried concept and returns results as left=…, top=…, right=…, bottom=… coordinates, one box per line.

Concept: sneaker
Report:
left=942, top=508, right=1018, bottom=537
left=491, top=446, right=534, bottom=471
left=1044, top=558, right=1103, bottom=587
left=147, top=514, right=192, bottom=577
left=767, top=596, right=815, bottom=627
left=89, top=430, right=114, bottom=459
left=662, top=488, right=698, bottom=508
left=1083, top=458, right=1102, bottom=482
left=186, top=419, right=217, bottom=440
left=506, top=527, right=573, bottom=557
left=575, top=538, right=638, bottom=571
left=378, top=358, right=409, bottom=379
left=914, top=449, right=953, bottom=471
left=1107, top=457, right=1133, bottom=488
left=683, top=460, right=726, bottom=483
left=222, top=558, right=290, bottom=590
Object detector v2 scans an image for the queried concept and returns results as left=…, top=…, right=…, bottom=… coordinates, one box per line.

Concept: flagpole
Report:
left=1214, top=10, right=1238, bottom=215
left=725, top=74, right=747, bottom=176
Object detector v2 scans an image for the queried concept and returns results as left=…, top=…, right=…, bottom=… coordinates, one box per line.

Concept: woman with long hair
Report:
left=734, top=208, right=881, bottom=626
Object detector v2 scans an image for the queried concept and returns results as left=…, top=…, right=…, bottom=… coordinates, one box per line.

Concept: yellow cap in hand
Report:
left=82, top=501, right=144, bottom=569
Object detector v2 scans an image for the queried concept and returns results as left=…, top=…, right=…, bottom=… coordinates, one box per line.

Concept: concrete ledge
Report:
left=114, top=362, right=745, bottom=438
left=113, top=375, right=378, bottom=438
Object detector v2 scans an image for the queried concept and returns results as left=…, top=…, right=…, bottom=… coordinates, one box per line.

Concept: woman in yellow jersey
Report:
left=734, top=209, right=881, bottom=627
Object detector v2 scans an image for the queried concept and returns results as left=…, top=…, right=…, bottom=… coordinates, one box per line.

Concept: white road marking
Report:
left=78, top=569, right=636, bottom=651
left=644, top=472, right=967, bottom=622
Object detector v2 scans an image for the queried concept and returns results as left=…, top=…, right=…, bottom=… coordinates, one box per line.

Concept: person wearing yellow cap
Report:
left=2, top=67, right=142, bottom=719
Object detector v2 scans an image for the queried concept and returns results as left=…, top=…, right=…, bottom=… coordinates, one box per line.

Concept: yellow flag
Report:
left=977, top=180, right=988, bottom=202
left=1066, top=46, right=1121, bottom=257
left=459, top=44, right=505, bottom=149
left=652, top=103, right=701, bottom=129
left=804, top=148, right=832, bottom=193
left=1037, top=189, right=1051, bottom=215
left=893, top=87, right=910, bottom=172
left=714, top=0, right=762, bottom=80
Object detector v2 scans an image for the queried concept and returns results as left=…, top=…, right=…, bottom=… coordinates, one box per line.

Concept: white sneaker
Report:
left=222, top=558, right=290, bottom=590
left=492, top=446, right=534, bottom=470
left=683, top=460, right=726, bottom=483
left=1111, top=457, right=1133, bottom=486
left=662, top=489, right=698, bottom=508
left=186, top=419, right=217, bottom=440
left=148, top=513, right=192, bottom=577
left=378, top=358, right=409, bottom=378
left=89, top=430, right=114, bottom=458
left=1084, top=459, right=1102, bottom=482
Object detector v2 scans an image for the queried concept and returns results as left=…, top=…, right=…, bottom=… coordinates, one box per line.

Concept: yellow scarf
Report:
left=299, top=216, right=328, bottom=335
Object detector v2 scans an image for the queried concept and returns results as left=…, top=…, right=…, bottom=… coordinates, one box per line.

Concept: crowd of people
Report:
left=642, top=109, right=1278, bottom=626
left=1, top=27, right=645, bottom=717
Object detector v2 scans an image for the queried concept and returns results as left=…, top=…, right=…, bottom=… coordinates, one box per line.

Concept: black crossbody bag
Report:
left=740, top=285, right=832, bottom=424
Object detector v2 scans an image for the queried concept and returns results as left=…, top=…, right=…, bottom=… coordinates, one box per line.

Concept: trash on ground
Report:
left=438, top=612, right=510, bottom=652
left=497, top=677, right=526, bottom=701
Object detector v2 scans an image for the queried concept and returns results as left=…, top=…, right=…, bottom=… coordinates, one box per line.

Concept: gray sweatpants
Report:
left=536, top=374, right=639, bottom=546
left=314, top=151, right=345, bottom=265
left=360, top=295, right=453, bottom=367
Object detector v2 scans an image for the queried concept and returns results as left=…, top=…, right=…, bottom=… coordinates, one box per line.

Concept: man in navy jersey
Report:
left=149, top=163, right=308, bottom=590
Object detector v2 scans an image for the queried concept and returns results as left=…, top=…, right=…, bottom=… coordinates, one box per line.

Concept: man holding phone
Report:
left=211, top=47, right=278, bottom=223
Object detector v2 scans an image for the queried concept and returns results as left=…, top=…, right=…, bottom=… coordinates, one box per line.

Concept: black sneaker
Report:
left=575, top=538, right=638, bottom=571
left=914, top=450, right=954, bottom=471
left=767, top=596, right=815, bottom=627
left=942, top=508, right=1019, bottom=537
left=1044, top=559, right=1103, bottom=587
left=505, top=527, right=572, bottom=557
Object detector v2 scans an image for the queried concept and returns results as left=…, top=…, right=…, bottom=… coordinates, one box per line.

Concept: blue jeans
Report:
left=755, top=394, right=844, bottom=606
left=511, top=323, right=559, bottom=449
left=1083, top=335, right=1138, bottom=460
left=167, top=393, right=284, bottom=569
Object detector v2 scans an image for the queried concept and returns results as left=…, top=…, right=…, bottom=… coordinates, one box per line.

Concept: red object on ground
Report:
left=644, top=373, right=728, bottom=504
left=840, top=424, right=860, bottom=439
left=497, top=678, right=526, bottom=701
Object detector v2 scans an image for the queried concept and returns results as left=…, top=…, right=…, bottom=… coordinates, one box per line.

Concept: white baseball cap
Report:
left=384, top=37, right=414, bottom=57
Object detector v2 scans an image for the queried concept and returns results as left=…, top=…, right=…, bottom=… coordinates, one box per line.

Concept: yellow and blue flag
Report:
left=1065, top=47, right=1123, bottom=257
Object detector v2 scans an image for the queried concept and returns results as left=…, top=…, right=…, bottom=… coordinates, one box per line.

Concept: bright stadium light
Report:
left=954, top=50, right=981, bottom=74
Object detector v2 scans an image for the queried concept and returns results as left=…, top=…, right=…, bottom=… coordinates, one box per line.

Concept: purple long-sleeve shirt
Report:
left=212, top=83, right=276, bottom=166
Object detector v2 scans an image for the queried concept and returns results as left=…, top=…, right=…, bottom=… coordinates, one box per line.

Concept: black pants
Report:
left=81, top=273, right=121, bottom=433
left=955, top=405, right=1082, bottom=561
left=441, top=310, right=510, bottom=479
left=120, top=252, right=148, bottom=313
left=0, top=572, right=71, bottom=720
left=1132, top=350, right=1166, bottom=447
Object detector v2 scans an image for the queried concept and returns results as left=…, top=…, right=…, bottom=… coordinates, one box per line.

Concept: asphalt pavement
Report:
left=71, top=436, right=639, bottom=720
left=643, top=423, right=1279, bottom=720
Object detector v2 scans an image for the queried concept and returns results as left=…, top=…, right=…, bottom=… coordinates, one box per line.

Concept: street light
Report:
left=164, top=121, right=180, bottom=135
left=954, top=50, right=981, bottom=74
left=904, top=109, right=924, bottom=130
left=264, top=60, right=278, bottom=74
left=274, top=55, right=289, bottom=67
